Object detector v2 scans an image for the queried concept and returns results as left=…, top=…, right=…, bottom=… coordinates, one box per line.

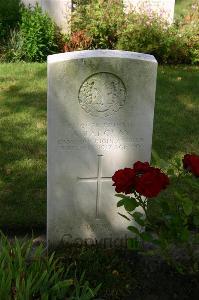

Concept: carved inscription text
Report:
left=57, top=121, right=144, bottom=151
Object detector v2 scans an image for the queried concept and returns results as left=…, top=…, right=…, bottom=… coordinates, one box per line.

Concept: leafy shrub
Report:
left=3, top=3, right=63, bottom=62
left=64, top=30, right=92, bottom=52
left=177, top=1, right=199, bottom=64
left=1, top=0, right=198, bottom=64
left=0, top=231, right=100, bottom=299
left=0, top=0, right=21, bottom=42
left=66, top=0, right=124, bottom=50
left=116, top=11, right=191, bottom=64
left=113, top=155, right=199, bottom=274
left=68, top=0, right=199, bottom=65
left=18, top=3, right=62, bottom=62
left=1, top=29, right=25, bottom=62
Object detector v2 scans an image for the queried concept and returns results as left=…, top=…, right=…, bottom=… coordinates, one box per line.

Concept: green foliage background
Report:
left=1, top=3, right=61, bottom=62
left=67, top=0, right=199, bottom=64
left=0, top=0, right=21, bottom=42
left=0, top=0, right=198, bottom=64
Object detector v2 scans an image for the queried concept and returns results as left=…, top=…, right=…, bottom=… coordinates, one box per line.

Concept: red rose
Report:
left=183, top=154, right=199, bottom=177
left=135, top=168, right=169, bottom=198
left=133, top=161, right=151, bottom=174
left=112, top=168, right=137, bottom=194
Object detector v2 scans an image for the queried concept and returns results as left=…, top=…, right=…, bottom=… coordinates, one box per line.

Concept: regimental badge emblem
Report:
left=78, top=72, right=126, bottom=117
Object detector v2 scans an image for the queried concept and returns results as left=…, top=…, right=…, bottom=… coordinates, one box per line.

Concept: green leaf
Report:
left=115, top=193, right=126, bottom=198
left=179, top=228, right=190, bottom=242
left=158, top=159, right=169, bottom=170
left=132, top=211, right=145, bottom=226
left=151, top=150, right=161, bottom=164
left=182, top=198, right=193, bottom=216
left=127, top=226, right=140, bottom=235
left=123, top=197, right=139, bottom=212
left=175, top=157, right=182, bottom=168
left=174, top=191, right=183, bottom=202
left=117, top=196, right=139, bottom=212
left=140, top=232, right=153, bottom=242
left=117, top=199, right=125, bottom=207
left=160, top=201, right=170, bottom=212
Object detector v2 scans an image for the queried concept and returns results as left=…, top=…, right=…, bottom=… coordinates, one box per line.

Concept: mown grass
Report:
left=0, top=63, right=47, bottom=232
left=152, top=65, right=199, bottom=162
left=0, top=63, right=198, bottom=231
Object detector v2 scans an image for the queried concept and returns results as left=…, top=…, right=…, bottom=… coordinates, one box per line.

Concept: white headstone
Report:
left=42, top=0, right=72, bottom=33
left=22, top=0, right=41, bottom=7
left=47, top=50, right=157, bottom=247
left=123, top=0, right=175, bottom=23
left=22, top=0, right=72, bottom=33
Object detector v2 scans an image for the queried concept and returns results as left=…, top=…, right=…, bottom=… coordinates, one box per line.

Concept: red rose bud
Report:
left=133, top=161, right=151, bottom=174
left=112, top=168, right=137, bottom=194
left=135, top=168, right=169, bottom=198
left=183, top=154, right=199, bottom=177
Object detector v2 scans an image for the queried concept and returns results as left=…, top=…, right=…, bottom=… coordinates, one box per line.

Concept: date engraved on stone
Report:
left=78, top=72, right=126, bottom=117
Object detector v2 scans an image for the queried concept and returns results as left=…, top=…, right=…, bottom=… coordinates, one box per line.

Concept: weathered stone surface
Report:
left=47, top=50, right=157, bottom=247
left=123, top=0, right=176, bottom=23
left=42, top=0, right=72, bottom=33
left=22, top=0, right=72, bottom=33
left=22, top=0, right=40, bottom=7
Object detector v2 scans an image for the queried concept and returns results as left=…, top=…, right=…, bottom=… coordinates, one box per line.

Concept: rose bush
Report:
left=112, top=168, right=137, bottom=194
left=183, top=154, right=199, bottom=177
left=135, top=168, right=169, bottom=198
left=113, top=154, right=199, bottom=274
left=112, top=161, right=169, bottom=197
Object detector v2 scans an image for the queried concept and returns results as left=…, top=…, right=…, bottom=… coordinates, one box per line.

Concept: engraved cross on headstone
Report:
left=77, top=155, right=112, bottom=219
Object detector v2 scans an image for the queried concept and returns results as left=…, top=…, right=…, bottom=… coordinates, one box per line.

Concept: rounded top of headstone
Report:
left=47, top=50, right=157, bottom=64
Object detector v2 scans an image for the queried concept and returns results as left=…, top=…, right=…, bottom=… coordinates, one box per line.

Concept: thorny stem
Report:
left=171, top=170, right=186, bottom=217
left=133, top=192, right=157, bottom=231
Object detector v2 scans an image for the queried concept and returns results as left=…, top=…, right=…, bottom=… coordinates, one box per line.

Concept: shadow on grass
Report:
left=152, top=65, right=199, bottom=162
left=0, top=65, right=47, bottom=234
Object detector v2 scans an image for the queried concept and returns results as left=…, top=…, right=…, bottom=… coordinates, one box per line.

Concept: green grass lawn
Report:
left=0, top=63, right=47, bottom=232
left=152, top=65, right=199, bottom=161
left=0, top=63, right=199, bottom=231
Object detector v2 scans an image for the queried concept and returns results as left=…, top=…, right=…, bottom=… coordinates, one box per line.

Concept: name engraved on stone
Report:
left=57, top=121, right=144, bottom=151
left=77, top=155, right=112, bottom=219
left=78, top=72, right=126, bottom=117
